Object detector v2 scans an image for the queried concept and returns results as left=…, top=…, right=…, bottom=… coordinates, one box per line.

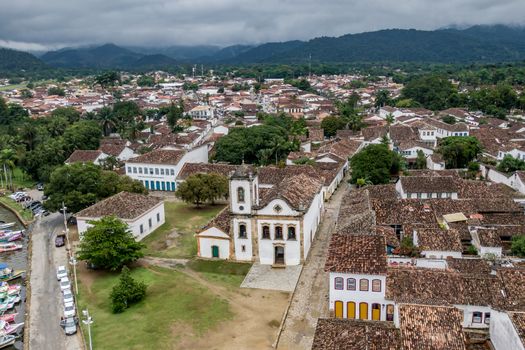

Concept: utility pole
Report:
left=82, top=309, right=94, bottom=350
left=62, top=201, right=70, bottom=251
left=70, top=257, right=78, bottom=295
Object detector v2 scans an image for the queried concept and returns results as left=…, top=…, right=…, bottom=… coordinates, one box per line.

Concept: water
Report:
left=0, top=207, right=28, bottom=350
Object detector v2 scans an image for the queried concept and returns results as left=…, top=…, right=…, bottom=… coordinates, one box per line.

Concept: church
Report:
left=196, top=165, right=325, bottom=266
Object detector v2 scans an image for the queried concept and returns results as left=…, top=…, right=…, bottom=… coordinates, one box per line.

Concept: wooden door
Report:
left=334, top=301, right=343, bottom=318
left=212, top=245, right=219, bottom=258
left=359, top=303, right=368, bottom=320
left=372, top=303, right=381, bottom=320
left=346, top=302, right=355, bottom=319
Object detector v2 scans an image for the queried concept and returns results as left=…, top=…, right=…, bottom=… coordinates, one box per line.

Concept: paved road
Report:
left=277, top=182, right=348, bottom=350
left=28, top=213, right=83, bottom=350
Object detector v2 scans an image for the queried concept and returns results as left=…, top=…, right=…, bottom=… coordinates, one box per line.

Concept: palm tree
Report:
left=97, top=107, right=116, bottom=136
left=0, top=148, right=17, bottom=190
left=386, top=113, right=395, bottom=125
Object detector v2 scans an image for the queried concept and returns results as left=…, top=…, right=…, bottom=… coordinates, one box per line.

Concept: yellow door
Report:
left=372, top=304, right=380, bottom=320
left=359, top=303, right=368, bottom=320
left=347, top=302, right=356, bottom=319
left=334, top=301, right=343, bottom=318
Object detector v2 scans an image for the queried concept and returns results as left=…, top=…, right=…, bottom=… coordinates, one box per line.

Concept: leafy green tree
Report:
left=137, top=75, right=155, bottom=87
left=385, top=113, right=395, bottom=125
left=20, top=89, right=33, bottom=99
left=110, top=266, right=147, bottom=313
left=166, top=101, right=184, bottom=131
left=51, top=107, right=81, bottom=123
left=63, top=120, right=102, bottom=153
left=401, top=75, right=459, bottom=110
left=176, top=173, right=228, bottom=206
left=23, top=138, right=66, bottom=181
left=437, top=136, right=482, bottom=169
left=511, top=235, right=525, bottom=257
left=77, top=216, right=145, bottom=271
left=99, top=155, right=120, bottom=171
left=442, top=115, right=456, bottom=125
left=415, top=150, right=427, bottom=169
left=182, top=82, right=199, bottom=91
left=0, top=148, right=17, bottom=190
left=321, top=116, right=346, bottom=137
left=95, top=71, right=120, bottom=89
left=374, top=89, right=391, bottom=108
left=497, top=155, right=525, bottom=173
left=47, top=86, right=65, bottom=96
left=96, top=106, right=117, bottom=136
left=350, top=144, right=404, bottom=184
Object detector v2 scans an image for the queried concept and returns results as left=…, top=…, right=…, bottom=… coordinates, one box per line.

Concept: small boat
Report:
left=0, top=234, right=22, bottom=243
left=0, top=224, right=14, bottom=230
left=0, top=244, right=22, bottom=253
left=0, top=313, right=17, bottom=323
left=0, top=320, right=23, bottom=335
left=0, top=266, right=25, bottom=282
left=0, top=230, right=24, bottom=237
left=0, top=334, right=16, bottom=349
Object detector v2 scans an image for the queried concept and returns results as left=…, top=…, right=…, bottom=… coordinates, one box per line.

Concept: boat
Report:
left=0, top=224, right=14, bottom=230
left=0, top=320, right=23, bottom=335
left=0, top=334, right=16, bottom=349
left=0, top=234, right=22, bottom=243
left=0, top=265, right=25, bottom=282
left=0, top=230, right=24, bottom=237
left=0, top=244, right=22, bottom=253
left=0, top=313, right=17, bottom=323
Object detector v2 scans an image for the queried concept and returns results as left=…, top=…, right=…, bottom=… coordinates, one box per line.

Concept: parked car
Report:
left=56, top=266, right=67, bottom=281
left=60, top=277, right=71, bottom=292
left=36, top=183, right=44, bottom=191
left=55, top=234, right=66, bottom=247
left=28, top=201, right=41, bottom=209
left=42, top=195, right=48, bottom=201
left=60, top=317, right=78, bottom=335
left=63, top=289, right=74, bottom=304
left=63, top=302, right=76, bottom=318
left=42, top=210, right=50, bottom=217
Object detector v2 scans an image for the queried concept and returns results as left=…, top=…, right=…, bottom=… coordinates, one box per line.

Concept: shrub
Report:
left=110, top=266, right=147, bottom=313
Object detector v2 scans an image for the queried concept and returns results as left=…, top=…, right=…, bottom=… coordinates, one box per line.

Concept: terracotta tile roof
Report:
left=126, top=149, right=185, bottom=165
left=337, top=189, right=376, bottom=234
left=362, top=125, right=388, bottom=141
left=389, top=125, right=419, bottom=143
left=65, top=150, right=103, bottom=164
left=498, top=268, right=525, bottom=311
left=372, top=199, right=437, bottom=227
left=99, top=143, right=126, bottom=157
left=476, top=229, right=502, bottom=247
left=257, top=173, right=323, bottom=211
left=446, top=258, right=491, bottom=275
left=399, top=304, right=466, bottom=350
left=177, top=163, right=239, bottom=180
left=202, top=206, right=231, bottom=234
left=312, top=318, right=402, bottom=350
left=376, top=226, right=400, bottom=248
left=76, top=192, right=163, bottom=220
left=399, top=176, right=458, bottom=194
left=257, top=165, right=325, bottom=186
left=317, top=139, right=362, bottom=159
left=416, top=228, right=462, bottom=252
left=366, top=184, right=399, bottom=201
left=325, top=234, right=387, bottom=275
left=510, top=312, right=525, bottom=347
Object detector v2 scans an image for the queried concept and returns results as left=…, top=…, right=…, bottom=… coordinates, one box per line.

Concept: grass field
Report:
left=77, top=266, right=233, bottom=350
left=0, top=83, right=26, bottom=91
left=0, top=196, right=33, bottom=222
left=187, top=259, right=252, bottom=288
left=142, top=201, right=225, bottom=259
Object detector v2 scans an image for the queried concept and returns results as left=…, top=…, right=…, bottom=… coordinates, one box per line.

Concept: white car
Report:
left=63, top=289, right=74, bottom=304
left=56, top=266, right=67, bottom=281
left=60, top=277, right=71, bottom=292
left=64, top=302, right=76, bottom=318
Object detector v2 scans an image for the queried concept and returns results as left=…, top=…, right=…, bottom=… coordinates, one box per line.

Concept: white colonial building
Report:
left=76, top=191, right=165, bottom=241
left=125, top=145, right=208, bottom=192
left=196, top=166, right=324, bottom=266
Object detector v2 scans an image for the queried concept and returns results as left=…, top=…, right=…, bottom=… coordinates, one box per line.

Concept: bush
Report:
left=110, top=266, right=147, bottom=313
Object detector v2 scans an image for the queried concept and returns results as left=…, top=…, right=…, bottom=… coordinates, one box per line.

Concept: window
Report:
left=287, top=226, right=296, bottom=240
left=472, top=312, right=482, bottom=323
left=262, top=226, right=270, bottom=239
left=417, top=193, right=422, bottom=199
left=166, top=168, right=169, bottom=175
left=155, top=168, right=159, bottom=175
left=406, top=192, right=411, bottom=198
left=334, top=277, right=344, bottom=290
left=160, top=168, right=165, bottom=175
left=237, top=187, right=245, bottom=202
left=133, top=167, right=137, bottom=174
left=386, top=304, right=394, bottom=321
left=149, top=168, right=154, bottom=175
left=347, top=278, right=356, bottom=291
left=484, top=312, right=491, bottom=325
left=170, top=169, right=175, bottom=176
left=275, top=226, right=283, bottom=240
left=156, top=213, right=160, bottom=222
left=241, top=245, right=246, bottom=252
left=359, top=279, right=369, bottom=291
left=148, top=218, right=152, bottom=228
left=127, top=167, right=131, bottom=173
left=437, top=192, right=442, bottom=199
left=427, top=193, right=432, bottom=198
left=372, top=279, right=381, bottom=292
left=138, top=167, right=143, bottom=174
left=139, top=224, right=144, bottom=234
left=239, top=224, right=247, bottom=238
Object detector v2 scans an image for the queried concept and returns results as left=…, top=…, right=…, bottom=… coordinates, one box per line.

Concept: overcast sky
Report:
left=1, top=0, right=524, bottom=51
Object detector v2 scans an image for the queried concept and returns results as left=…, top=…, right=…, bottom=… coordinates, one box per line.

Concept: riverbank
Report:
left=0, top=196, right=33, bottom=226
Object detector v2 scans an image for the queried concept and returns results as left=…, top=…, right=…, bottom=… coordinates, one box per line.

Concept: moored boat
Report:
left=0, top=320, right=23, bottom=335
left=0, top=265, right=25, bottom=282
left=0, top=313, right=17, bottom=323
left=0, top=224, right=14, bottom=230
left=0, top=334, right=16, bottom=349
left=0, top=244, right=22, bottom=253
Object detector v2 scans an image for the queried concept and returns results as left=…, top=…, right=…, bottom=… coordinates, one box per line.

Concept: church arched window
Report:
left=237, top=187, right=245, bottom=203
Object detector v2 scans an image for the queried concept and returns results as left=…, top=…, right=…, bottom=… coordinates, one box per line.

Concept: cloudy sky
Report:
left=1, top=0, right=524, bottom=50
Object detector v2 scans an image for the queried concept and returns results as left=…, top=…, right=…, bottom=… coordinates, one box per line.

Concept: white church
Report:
left=196, top=165, right=325, bottom=266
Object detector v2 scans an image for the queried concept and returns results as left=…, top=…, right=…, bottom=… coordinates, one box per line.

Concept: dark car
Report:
left=55, top=234, right=66, bottom=247
left=36, top=183, right=44, bottom=191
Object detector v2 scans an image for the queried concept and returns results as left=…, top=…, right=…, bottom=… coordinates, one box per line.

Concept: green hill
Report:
left=0, top=48, right=46, bottom=71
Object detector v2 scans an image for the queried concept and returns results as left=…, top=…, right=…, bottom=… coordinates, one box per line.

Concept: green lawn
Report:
left=142, top=202, right=225, bottom=259
left=0, top=83, right=26, bottom=91
left=0, top=196, right=33, bottom=222
left=11, top=168, right=36, bottom=189
left=187, top=259, right=252, bottom=288
left=77, top=266, right=232, bottom=350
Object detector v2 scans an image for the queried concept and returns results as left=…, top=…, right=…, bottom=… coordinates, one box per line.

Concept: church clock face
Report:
left=239, top=205, right=244, bottom=211
left=273, top=204, right=282, bottom=213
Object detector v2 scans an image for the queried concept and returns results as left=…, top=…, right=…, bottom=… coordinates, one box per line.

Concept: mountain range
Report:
left=2, top=25, right=525, bottom=72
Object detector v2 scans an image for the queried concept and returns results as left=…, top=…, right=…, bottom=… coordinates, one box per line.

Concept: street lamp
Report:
left=61, top=201, right=70, bottom=251
left=82, top=309, right=94, bottom=350
left=69, top=257, right=78, bottom=295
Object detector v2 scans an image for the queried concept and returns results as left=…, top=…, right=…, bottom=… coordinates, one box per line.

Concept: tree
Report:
left=137, top=75, right=155, bottom=87
left=374, top=89, right=391, bottom=108
left=401, top=75, right=459, bottom=110
left=321, top=116, right=346, bottom=137
left=77, top=216, right=145, bottom=271
left=99, top=155, right=120, bottom=171
left=176, top=173, right=228, bottom=206
left=497, top=155, right=525, bottom=173
left=0, top=148, right=16, bottom=190
left=350, top=144, right=404, bottom=184
left=442, top=115, right=456, bottom=125
left=47, top=87, right=65, bottom=96
left=20, top=89, right=33, bottom=99
left=110, top=266, right=147, bottom=313
left=415, top=150, right=427, bottom=169
left=96, top=106, right=117, bottom=136
left=166, top=101, right=184, bottom=131
left=52, top=107, right=81, bottom=123
left=511, top=235, right=525, bottom=257
left=437, top=136, right=482, bottom=169
left=63, top=120, right=102, bottom=153
left=385, top=113, right=395, bottom=125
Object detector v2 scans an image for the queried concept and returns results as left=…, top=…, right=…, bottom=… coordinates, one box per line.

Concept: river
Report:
left=0, top=206, right=28, bottom=350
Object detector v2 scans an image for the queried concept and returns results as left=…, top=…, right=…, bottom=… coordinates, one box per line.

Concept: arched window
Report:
left=347, top=278, right=356, bottom=291
left=372, top=279, right=381, bottom=292
left=262, top=225, right=270, bottom=239
left=275, top=226, right=283, bottom=240
left=359, top=279, right=369, bottom=291
left=334, top=277, right=344, bottom=290
left=239, top=224, right=247, bottom=238
left=237, top=187, right=245, bottom=203
left=386, top=304, right=394, bottom=321
left=287, top=226, right=296, bottom=240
